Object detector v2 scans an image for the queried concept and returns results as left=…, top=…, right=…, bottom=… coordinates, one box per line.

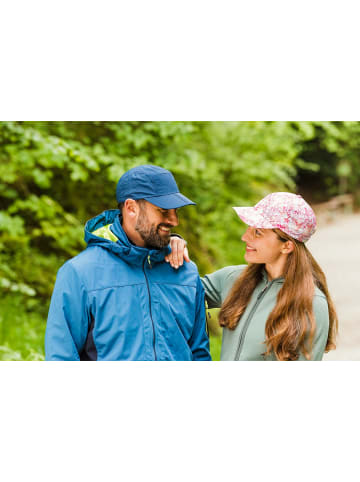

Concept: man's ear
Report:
left=123, top=199, right=138, bottom=219
left=282, top=240, right=294, bottom=254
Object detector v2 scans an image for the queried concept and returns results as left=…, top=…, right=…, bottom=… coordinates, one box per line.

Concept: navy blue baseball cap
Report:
left=116, top=165, right=196, bottom=209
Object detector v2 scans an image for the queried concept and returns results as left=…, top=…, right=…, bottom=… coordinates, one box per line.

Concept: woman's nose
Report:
left=242, top=227, right=251, bottom=242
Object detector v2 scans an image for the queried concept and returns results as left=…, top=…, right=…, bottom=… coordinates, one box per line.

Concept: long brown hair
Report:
left=218, top=229, right=338, bottom=360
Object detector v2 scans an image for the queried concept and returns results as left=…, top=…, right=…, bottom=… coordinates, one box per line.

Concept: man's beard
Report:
left=135, top=209, right=171, bottom=249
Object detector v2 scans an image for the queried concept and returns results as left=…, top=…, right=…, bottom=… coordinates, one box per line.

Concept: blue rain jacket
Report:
left=45, top=210, right=211, bottom=361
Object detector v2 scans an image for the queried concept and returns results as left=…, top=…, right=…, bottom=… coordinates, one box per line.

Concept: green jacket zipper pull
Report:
left=147, top=255, right=152, bottom=268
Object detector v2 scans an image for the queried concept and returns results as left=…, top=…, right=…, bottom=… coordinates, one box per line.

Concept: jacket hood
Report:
left=84, top=209, right=171, bottom=266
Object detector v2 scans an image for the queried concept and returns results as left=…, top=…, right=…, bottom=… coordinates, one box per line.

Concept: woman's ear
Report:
left=282, top=240, right=294, bottom=254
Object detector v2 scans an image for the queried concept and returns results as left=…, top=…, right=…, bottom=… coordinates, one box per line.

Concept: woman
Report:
left=167, top=192, right=338, bottom=361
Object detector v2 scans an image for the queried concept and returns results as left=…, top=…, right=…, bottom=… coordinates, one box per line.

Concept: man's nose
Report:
left=166, top=209, right=178, bottom=226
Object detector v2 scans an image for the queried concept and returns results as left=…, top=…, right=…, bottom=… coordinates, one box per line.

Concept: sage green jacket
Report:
left=202, top=265, right=330, bottom=361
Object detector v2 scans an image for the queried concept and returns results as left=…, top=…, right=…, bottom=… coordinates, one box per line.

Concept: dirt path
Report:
left=307, top=213, right=360, bottom=360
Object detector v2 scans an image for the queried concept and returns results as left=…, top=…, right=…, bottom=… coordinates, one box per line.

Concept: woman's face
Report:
left=241, top=227, right=286, bottom=265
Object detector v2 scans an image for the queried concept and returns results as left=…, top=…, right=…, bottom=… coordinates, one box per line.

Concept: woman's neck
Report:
left=265, top=257, right=287, bottom=280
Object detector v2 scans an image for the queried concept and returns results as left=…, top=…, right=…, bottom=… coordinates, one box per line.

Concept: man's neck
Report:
left=121, top=217, right=146, bottom=247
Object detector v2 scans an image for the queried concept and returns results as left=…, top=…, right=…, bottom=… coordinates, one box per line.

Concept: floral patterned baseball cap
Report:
left=233, top=192, right=317, bottom=242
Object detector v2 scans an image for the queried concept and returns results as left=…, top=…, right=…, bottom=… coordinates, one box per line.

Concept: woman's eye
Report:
left=255, top=230, right=261, bottom=236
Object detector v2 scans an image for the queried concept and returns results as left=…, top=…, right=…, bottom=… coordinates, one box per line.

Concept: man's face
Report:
left=135, top=201, right=179, bottom=249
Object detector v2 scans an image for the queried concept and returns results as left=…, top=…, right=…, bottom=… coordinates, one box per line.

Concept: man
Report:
left=45, top=165, right=211, bottom=361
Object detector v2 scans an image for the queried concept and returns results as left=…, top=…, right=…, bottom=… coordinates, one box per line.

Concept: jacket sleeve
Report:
left=188, top=275, right=212, bottom=361
left=310, top=294, right=330, bottom=361
left=298, top=294, right=330, bottom=361
left=45, top=262, right=90, bottom=361
left=201, top=266, right=237, bottom=308
left=201, top=272, right=223, bottom=308
left=202, top=265, right=246, bottom=308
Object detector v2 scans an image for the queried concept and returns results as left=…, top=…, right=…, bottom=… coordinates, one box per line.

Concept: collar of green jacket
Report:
left=261, top=267, right=284, bottom=284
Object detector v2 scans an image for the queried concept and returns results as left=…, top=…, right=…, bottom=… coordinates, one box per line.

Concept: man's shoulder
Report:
left=72, top=244, right=119, bottom=265
left=184, top=260, right=200, bottom=274
left=61, top=246, right=95, bottom=270
left=59, top=245, right=122, bottom=278
left=153, top=259, right=200, bottom=286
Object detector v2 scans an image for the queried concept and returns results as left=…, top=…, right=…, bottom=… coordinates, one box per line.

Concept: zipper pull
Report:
left=205, top=300, right=211, bottom=337
left=205, top=300, right=211, bottom=319
left=259, top=281, right=269, bottom=297
left=147, top=255, right=152, bottom=268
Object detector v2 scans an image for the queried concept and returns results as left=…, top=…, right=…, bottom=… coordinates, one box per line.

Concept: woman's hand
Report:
left=165, top=236, right=190, bottom=269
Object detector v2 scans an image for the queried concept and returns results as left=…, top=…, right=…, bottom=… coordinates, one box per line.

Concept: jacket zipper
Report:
left=143, top=256, right=157, bottom=360
left=234, top=280, right=273, bottom=360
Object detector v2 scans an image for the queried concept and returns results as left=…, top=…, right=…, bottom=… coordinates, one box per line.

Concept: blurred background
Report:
left=0, top=121, right=359, bottom=360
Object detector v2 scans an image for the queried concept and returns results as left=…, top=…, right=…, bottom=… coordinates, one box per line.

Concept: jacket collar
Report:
left=85, top=209, right=170, bottom=266
left=261, top=267, right=284, bottom=284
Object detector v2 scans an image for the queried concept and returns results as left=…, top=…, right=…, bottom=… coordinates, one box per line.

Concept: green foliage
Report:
left=294, top=121, right=360, bottom=202
left=0, top=295, right=45, bottom=360
left=1, top=121, right=359, bottom=360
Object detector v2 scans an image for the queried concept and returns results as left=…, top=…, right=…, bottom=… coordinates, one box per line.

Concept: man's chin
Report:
left=145, top=234, right=170, bottom=250
left=160, top=234, right=171, bottom=245
left=157, top=230, right=171, bottom=245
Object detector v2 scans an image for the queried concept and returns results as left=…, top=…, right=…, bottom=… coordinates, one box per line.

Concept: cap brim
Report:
left=233, top=206, right=275, bottom=228
left=145, top=192, right=196, bottom=209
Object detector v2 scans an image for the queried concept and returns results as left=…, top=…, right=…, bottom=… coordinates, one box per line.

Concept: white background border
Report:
left=1, top=1, right=359, bottom=480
